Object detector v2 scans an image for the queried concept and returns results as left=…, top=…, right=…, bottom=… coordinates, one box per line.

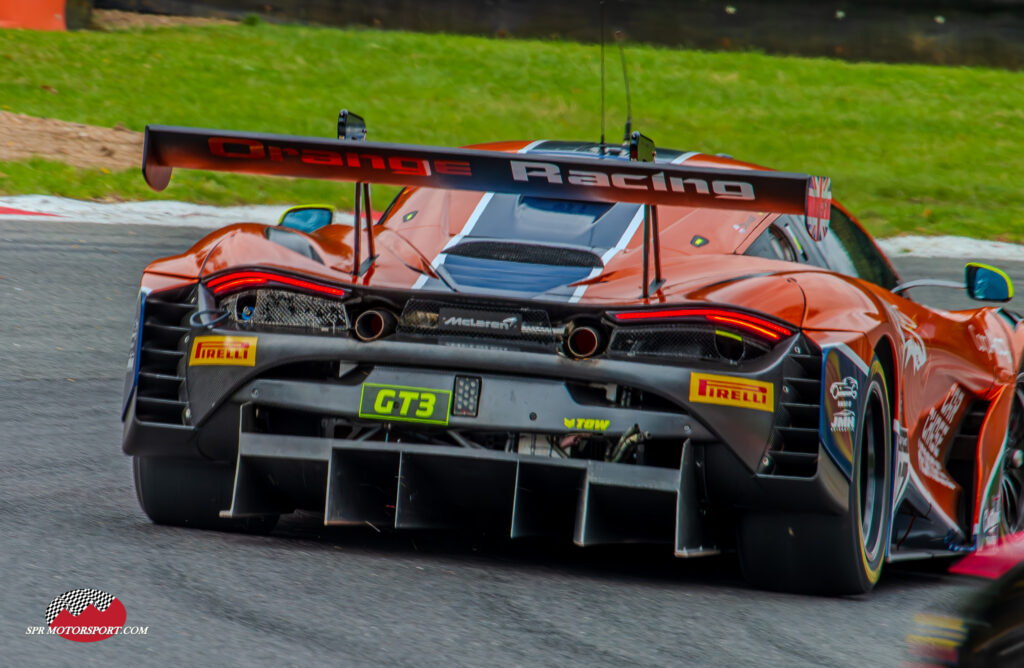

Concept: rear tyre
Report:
left=133, top=456, right=278, bottom=534
left=738, top=357, right=892, bottom=595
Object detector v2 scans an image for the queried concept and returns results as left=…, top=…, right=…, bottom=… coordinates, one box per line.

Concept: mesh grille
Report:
left=135, top=284, right=193, bottom=425
left=608, top=324, right=769, bottom=365
left=445, top=241, right=603, bottom=268
left=398, top=298, right=557, bottom=347
left=223, top=289, right=350, bottom=333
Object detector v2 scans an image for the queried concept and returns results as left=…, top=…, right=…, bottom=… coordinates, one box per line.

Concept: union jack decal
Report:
left=805, top=176, right=831, bottom=241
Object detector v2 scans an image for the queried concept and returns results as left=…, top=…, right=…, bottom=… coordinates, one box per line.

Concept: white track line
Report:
left=2, top=195, right=1023, bottom=260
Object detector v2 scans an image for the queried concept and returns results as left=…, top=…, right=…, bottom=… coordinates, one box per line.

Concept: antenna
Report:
left=599, top=0, right=606, bottom=154
left=615, top=30, right=632, bottom=143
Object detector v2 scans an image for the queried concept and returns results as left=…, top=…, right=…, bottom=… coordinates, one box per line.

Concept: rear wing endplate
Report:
left=143, top=125, right=830, bottom=216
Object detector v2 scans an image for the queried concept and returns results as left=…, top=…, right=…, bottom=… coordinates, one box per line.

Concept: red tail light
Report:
left=611, top=308, right=793, bottom=341
left=205, top=270, right=348, bottom=298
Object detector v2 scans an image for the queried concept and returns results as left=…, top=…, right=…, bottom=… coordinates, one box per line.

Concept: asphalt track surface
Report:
left=3, top=218, right=1023, bottom=666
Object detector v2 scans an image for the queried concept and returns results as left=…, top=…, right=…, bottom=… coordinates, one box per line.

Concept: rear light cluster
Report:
left=611, top=308, right=793, bottom=342
left=564, top=307, right=795, bottom=362
left=206, top=270, right=348, bottom=298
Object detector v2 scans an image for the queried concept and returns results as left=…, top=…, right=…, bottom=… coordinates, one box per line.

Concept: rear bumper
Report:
left=125, top=325, right=792, bottom=467
left=123, top=324, right=846, bottom=547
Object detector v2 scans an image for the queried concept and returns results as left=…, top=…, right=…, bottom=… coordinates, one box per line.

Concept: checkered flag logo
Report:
left=46, top=589, right=116, bottom=625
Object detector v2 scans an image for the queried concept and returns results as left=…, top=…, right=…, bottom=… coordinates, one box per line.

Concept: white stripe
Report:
left=569, top=207, right=645, bottom=303
left=412, top=141, right=546, bottom=290
left=670, top=151, right=701, bottom=164
left=827, top=342, right=871, bottom=375
left=568, top=151, right=701, bottom=303
left=411, top=191, right=495, bottom=289
left=518, top=139, right=548, bottom=154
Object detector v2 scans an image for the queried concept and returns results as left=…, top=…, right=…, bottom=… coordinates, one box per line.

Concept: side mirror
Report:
left=278, top=205, right=334, bottom=233
left=966, top=262, right=1014, bottom=302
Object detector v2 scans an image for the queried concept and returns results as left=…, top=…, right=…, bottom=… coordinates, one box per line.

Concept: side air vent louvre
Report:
left=947, top=400, right=988, bottom=529
left=134, top=286, right=194, bottom=425
left=766, top=340, right=823, bottom=478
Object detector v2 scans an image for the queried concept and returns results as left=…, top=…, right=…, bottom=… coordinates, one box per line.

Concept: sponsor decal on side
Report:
left=820, top=344, right=870, bottom=478
left=916, top=384, right=965, bottom=491
left=979, top=491, right=1003, bottom=548
left=689, top=373, right=774, bottom=412
left=830, top=409, right=856, bottom=433
left=563, top=417, right=611, bottom=431
left=830, top=376, right=858, bottom=401
left=885, top=304, right=927, bottom=372
left=188, top=335, right=258, bottom=366
left=828, top=377, right=859, bottom=432
left=968, top=322, right=1013, bottom=367
left=893, top=420, right=911, bottom=509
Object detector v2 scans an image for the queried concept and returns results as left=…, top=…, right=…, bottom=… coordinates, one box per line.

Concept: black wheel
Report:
left=738, top=357, right=892, bottom=595
left=998, top=374, right=1024, bottom=536
left=133, top=456, right=278, bottom=534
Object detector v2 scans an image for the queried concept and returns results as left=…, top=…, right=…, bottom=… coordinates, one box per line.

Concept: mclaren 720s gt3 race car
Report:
left=122, top=117, right=1024, bottom=594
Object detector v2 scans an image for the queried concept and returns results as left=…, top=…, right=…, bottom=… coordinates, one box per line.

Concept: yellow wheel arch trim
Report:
left=857, top=358, right=888, bottom=583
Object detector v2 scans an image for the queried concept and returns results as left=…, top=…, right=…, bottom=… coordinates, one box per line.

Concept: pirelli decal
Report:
left=689, top=372, right=774, bottom=412
left=188, top=336, right=258, bottom=366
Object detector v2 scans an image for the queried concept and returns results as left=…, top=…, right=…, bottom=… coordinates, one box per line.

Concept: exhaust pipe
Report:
left=354, top=309, right=397, bottom=341
left=565, top=325, right=604, bottom=359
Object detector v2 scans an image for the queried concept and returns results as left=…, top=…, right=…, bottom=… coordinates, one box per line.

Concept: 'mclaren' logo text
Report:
left=442, top=315, right=519, bottom=331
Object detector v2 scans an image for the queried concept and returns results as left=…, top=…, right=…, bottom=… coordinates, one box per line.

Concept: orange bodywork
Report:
left=0, top=0, right=66, bottom=30
left=139, top=138, right=1024, bottom=556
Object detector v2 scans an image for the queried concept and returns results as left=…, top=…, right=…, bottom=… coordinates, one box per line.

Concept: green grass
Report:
left=2, top=21, right=1023, bottom=240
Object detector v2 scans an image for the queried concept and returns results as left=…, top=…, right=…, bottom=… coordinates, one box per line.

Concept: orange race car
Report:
left=122, top=115, right=1024, bottom=594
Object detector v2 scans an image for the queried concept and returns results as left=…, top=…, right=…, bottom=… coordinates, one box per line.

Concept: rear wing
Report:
left=143, top=125, right=829, bottom=215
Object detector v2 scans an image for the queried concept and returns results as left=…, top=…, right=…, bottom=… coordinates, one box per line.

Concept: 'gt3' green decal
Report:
left=358, top=383, right=452, bottom=425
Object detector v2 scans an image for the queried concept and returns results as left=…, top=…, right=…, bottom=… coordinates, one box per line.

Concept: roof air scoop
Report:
left=445, top=241, right=603, bottom=268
